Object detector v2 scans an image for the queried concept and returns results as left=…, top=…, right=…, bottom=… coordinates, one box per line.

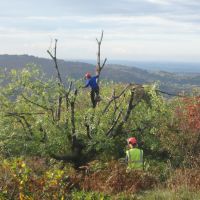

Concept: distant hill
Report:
left=0, top=54, right=157, bottom=83
left=0, top=54, right=199, bottom=93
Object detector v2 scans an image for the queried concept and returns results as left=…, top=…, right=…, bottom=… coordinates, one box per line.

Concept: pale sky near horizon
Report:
left=0, top=0, right=200, bottom=62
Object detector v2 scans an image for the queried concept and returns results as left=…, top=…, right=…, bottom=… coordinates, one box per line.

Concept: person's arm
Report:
left=94, top=75, right=99, bottom=81
left=83, top=80, right=90, bottom=88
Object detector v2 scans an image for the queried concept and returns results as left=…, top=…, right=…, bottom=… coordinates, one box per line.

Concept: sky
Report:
left=0, top=0, right=200, bottom=62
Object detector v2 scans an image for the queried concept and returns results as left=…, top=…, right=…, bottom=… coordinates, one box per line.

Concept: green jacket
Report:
left=126, top=148, right=143, bottom=170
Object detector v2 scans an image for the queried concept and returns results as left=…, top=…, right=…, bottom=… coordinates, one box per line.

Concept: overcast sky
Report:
left=0, top=0, right=200, bottom=62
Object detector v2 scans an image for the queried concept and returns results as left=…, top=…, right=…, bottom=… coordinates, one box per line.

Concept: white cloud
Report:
left=0, top=0, right=200, bottom=61
left=146, top=0, right=171, bottom=5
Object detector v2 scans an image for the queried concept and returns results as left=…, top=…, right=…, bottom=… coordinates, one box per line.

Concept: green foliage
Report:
left=138, top=188, right=200, bottom=200
left=64, top=189, right=200, bottom=200
left=1, top=64, right=200, bottom=170
left=0, top=66, right=71, bottom=157
left=1, top=54, right=200, bottom=198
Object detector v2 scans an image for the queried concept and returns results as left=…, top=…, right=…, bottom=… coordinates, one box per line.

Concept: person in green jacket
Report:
left=126, top=137, right=144, bottom=171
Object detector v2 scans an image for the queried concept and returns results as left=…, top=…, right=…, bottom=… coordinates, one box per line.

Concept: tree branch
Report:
left=5, top=112, right=45, bottom=116
left=47, top=39, right=63, bottom=84
left=103, top=84, right=130, bottom=114
left=21, top=94, right=55, bottom=121
left=96, top=30, right=107, bottom=84
left=47, top=39, right=63, bottom=121
left=85, top=122, right=92, bottom=140
left=5, top=113, right=33, bottom=137
left=114, top=88, right=143, bottom=134
left=107, top=110, right=123, bottom=137
left=70, top=89, right=78, bottom=149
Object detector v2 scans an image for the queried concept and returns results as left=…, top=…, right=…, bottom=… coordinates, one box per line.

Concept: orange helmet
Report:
left=85, top=72, right=91, bottom=79
left=127, top=137, right=137, bottom=145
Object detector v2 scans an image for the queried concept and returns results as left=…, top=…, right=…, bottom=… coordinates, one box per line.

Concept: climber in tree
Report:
left=83, top=69, right=100, bottom=108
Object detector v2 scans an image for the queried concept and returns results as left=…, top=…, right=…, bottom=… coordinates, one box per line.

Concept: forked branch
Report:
left=96, top=30, right=107, bottom=83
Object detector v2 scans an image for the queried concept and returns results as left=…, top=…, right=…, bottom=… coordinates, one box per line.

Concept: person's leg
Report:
left=94, top=87, right=100, bottom=101
left=96, top=88, right=99, bottom=96
left=90, top=89, right=96, bottom=108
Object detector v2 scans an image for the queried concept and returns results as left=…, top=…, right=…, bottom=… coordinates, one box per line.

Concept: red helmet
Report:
left=127, top=137, right=137, bottom=145
left=85, top=72, right=91, bottom=79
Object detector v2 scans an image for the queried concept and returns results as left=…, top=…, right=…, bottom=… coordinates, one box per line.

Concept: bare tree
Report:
left=47, top=39, right=63, bottom=121
left=96, top=30, right=107, bottom=83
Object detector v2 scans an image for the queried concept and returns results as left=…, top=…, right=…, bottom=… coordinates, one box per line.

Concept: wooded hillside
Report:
left=1, top=54, right=199, bottom=94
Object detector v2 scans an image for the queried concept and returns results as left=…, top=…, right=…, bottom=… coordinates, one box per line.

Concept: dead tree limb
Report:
left=96, top=30, right=107, bottom=84
left=47, top=39, right=63, bottom=121
left=63, top=81, right=73, bottom=128
left=5, top=113, right=33, bottom=137
left=111, top=89, right=118, bottom=121
left=123, top=89, right=135, bottom=123
left=123, top=86, right=145, bottom=123
left=106, top=110, right=123, bottom=137
left=65, top=81, right=73, bottom=109
left=70, top=89, right=78, bottom=149
left=47, top=39, right=63, bottom=84
left=156, top=89, right=185, bottom=97
left=5, top=112, right=45, bottom=116
left=21, top=115, right=33, bottom=137
left=21, top=95, right=52, bottom=111
left=21, top=94, right=55, bottom=121
left=103, top=84, right=130, bottom=114
left=84, top=119, right=92, bottom=140
left=111, top=87, right=143, bottom=137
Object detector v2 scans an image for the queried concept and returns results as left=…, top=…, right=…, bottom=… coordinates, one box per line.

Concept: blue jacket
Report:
left=85, top=75, right=99, bottom=89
